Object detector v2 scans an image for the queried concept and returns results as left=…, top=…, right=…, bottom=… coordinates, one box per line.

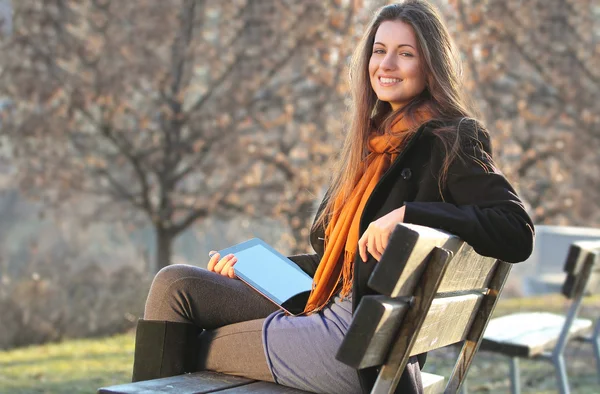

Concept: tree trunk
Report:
left=154, top=226, right=173, bottom=274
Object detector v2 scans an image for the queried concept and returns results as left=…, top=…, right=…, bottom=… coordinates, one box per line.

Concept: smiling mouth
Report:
left=378, top=77, right=402, bottom=86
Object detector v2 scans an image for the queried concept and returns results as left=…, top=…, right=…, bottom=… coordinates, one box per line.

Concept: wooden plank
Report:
left=563, top=251, right=599, bottom=299
left=480, top=312, right=593, bottom=358
left=563, top=241, right=600, bottom=275
left=335, top=295, right=409, bottom=369
left=563, top=271, right=600, bottom=298
left=563, top=243, right=587, bottom=276
left=216, top=381, right=310, bottom=393
left=436, top=245, right=498, bottom=293
left=445, top=261, right=511, bottom=393
left=369, top=223, right=462, bottom=297
left=589, top=242, right=600, bottom=272
left=410, top=293, right=483, bottom=355
left=422, top=372, right=445, bottom=394
left=584, top=271, right=600, bottom=295
left=97, top=371, right=254, bottom=394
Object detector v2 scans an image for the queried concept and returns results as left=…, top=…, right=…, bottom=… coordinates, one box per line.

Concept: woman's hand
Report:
left=207, top=251, right=238, bottom=279
left=358, top=206, right=405, bottom=262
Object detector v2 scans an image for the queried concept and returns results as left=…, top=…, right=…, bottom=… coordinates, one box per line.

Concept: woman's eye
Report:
left=373, top=49, right=385, bottom=54
left=400, top=52, right=414, bottom=57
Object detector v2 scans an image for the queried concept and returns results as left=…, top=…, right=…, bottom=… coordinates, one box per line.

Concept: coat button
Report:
left=401, top=168, right=412, bottom=180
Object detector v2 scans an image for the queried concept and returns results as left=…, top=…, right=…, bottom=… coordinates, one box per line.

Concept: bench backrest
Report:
left=561, top=240, right=600, bottom=299
left=336, top=223, right=510, bottom=393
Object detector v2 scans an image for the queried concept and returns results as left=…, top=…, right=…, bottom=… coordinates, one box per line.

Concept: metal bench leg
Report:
left=549, top=293, right=583, bottom=394
left=509, top=357, right=520, bottom=394
left=553, top=354, right=570, bottom=394
left=592, top=320, right=600, bottom=383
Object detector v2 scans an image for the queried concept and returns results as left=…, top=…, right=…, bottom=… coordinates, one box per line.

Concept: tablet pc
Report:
left=218, top=238, right=313, bottom=316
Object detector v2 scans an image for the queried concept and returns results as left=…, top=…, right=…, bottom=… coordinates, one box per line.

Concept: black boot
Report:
left=131, top=319, right=200, bottom=382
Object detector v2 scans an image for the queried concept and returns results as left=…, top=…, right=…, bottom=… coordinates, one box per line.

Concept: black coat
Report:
left=289, top=118, right=535, bottom=394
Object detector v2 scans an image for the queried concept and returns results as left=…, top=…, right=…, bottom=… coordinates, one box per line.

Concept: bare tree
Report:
left=437, top=0, right=600, bottom=226
left=0, top=0, right=361, bottom=272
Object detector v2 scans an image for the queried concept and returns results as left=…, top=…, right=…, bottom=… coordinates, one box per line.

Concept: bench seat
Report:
left=99, top=370, right=446, bottom=394
left=421, top=372, right=445, bottom=394
left=481, top=312, right=592, bottom=358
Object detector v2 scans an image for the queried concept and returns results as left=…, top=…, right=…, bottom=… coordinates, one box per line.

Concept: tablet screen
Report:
left=229, top=243, right=313, bottom=305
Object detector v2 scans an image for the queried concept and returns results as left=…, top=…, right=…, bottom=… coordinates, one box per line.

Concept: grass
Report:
left=1, top=295, right=599, bottom=393
left=0, top=333, right=134, bottom=394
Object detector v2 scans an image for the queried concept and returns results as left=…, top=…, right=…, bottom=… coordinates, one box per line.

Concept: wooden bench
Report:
left=479, top=240, right=600, bottom=394
left=99, top=223, right=511, bottom=394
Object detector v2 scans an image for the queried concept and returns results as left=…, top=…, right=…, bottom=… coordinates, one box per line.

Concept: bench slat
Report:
left=563, top=244, right=594, bottom=298
left=98, top=371, right=254, bottom=394
left=445, top=261, right=511, bottom=393
left=339, top=264, right=490, bottom=370
left=411, top=293, right=483, bottom=355
left=562, top=242, right=600, bottom=298
left=583, top=272, right=600, bottom=295
left=338, top=292, right=485, bottom=368
left=563, top=271, right=600, bottom=298
left=437, top=246, right=497, bottom=293
left=335, top=295, right=409, bottom=369
left=563, top=241, right=600, bottom=275
left=369, top=223, right=461, bottom=297
left=563, top=247, right=600, bottom=300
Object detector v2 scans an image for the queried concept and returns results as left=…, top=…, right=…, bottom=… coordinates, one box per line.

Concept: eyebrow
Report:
left=373, top=42, right=415, bottom=49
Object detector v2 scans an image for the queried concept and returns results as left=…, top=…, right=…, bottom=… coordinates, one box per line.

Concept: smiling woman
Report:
left=131, top=2, right=534, bottom=394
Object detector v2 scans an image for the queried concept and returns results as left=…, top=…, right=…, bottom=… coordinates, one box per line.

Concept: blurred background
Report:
left=0, top=0, right=598, bottom=392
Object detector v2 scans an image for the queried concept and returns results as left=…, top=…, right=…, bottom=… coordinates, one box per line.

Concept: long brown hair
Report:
left=313, top=0, right=481, bottom=231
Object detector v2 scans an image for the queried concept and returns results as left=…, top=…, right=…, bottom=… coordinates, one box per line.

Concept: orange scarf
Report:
left=303, top=110, right=432, bottom=315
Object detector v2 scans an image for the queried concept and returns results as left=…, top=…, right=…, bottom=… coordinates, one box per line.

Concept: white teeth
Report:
left=380, top=77, right=401, bottom=84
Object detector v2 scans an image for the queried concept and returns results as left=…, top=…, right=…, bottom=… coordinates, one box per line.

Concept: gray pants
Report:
left=144, top=264, right=279, bottom=382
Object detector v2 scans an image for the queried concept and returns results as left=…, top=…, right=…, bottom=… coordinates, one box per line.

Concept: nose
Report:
left=380, top=52, right=397, bottom=71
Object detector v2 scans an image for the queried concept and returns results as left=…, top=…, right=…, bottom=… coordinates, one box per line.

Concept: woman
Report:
left=132, top=1, right=534, bottom=393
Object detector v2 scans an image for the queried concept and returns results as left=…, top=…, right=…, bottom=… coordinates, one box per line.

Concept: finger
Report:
left=214, top=255, right=231, bottom=274
left=380, top=231, right=391, bottom=255
left=214, top=254, right=235, bottom=275
left=376, top=231, right=386, bottom=256
left=370, top=247, right=381, bottom=262
left=358, top=234, right=367, bottom=262
left=222, top=257, right=238, bottom=278
left=373, top=233, right=386, bottom=261
left=369, top=233, right=382, bottom=261
left=228, top=265, right=236, bottom=279
left=365, top=232, right=374, bottom=260
left=207, top=252, right=220, bottom=272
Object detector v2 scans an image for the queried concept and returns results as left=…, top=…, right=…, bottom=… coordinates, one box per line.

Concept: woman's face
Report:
left=368, top=20, right=426, bottom=111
